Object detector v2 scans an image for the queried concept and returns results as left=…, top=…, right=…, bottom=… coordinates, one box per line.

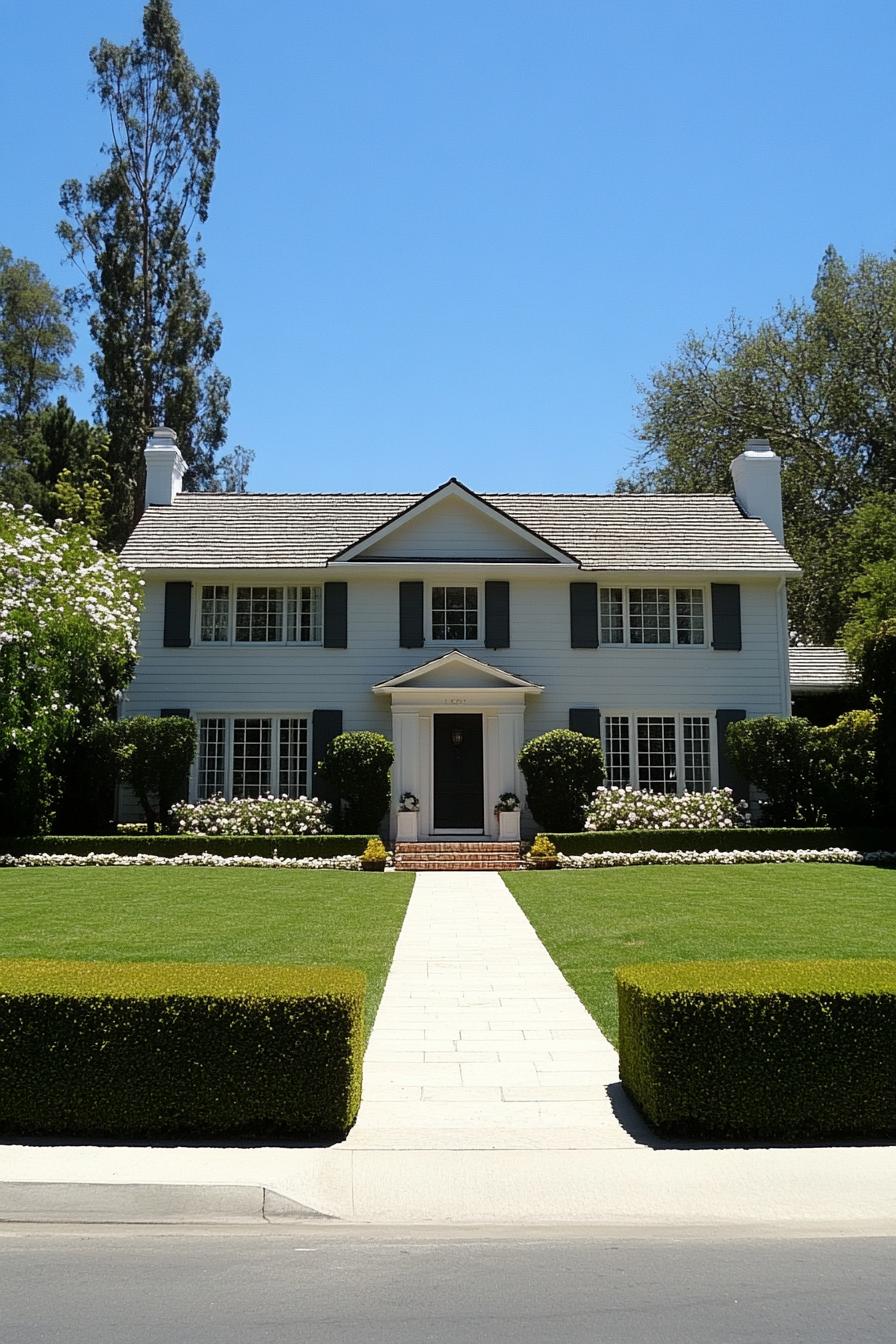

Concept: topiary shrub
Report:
left=94, top=715, right=197, bottom=834
left=518, top=729, right=605, bottom=831
left=0, top=959, right=365, bottom=1138
left=360, top=836, right=388, bottom=871
left=318, top=731, right=394, bottom=832
left=526, top=833, right=558, bottom=869
left=617, top=959, right=896, bottom=1140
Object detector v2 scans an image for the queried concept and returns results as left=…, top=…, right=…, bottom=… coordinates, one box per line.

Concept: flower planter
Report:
left=360, top=859, right=387, bottom=872
left=528, top=857, right=558, bottom=870
left=497, top=810, right=521, bottom=841
left=396, top=811, right=419, bottom=842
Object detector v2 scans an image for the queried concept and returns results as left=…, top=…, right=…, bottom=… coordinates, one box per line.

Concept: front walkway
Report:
left=345, top=870, right=627, bottom=1150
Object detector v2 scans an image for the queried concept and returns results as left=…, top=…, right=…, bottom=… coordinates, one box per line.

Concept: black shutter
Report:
left=399, top=581, right=424, bottom=648
left=717, top=709, right=749, bottom=797
left=570, top=582, right=599, bottom=648
left=484, top=581, right=510, bottom=649
left=711, top=583, right=742, bottom=651
left=323, top=581, right=348, bottom=648
left=163, top=582, right=192, bottom=648
left=312, top=709, right=343, bottom=802
left=569, top=707, right=601, bottom=739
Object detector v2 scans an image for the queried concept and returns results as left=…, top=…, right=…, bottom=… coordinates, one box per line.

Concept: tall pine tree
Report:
left=59, top=0, right=229, bottom=547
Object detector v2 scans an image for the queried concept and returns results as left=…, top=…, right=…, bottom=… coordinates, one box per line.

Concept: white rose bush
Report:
left=0, top=851, right=370, bottom=870
left=0, top=505, right=142, bottom=832
left=170, top=794, right=332, bottom=836
left=584, top=785, right=747, bottom=832
left=553, top=847, right=890, bottom=869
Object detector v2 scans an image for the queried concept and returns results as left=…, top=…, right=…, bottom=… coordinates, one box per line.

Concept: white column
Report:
left=391, top=708, right=420, bottom=841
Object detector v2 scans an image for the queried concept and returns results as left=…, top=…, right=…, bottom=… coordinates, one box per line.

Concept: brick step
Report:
left=394, top=843, right=521, bottom=853
left=395, top=861, right=524, bottom=871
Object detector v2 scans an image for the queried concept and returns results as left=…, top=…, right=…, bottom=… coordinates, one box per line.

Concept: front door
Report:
left=433, top=714, right=484, bottom=831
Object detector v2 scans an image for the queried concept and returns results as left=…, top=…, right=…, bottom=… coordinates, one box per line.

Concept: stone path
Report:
left=345, top=870, right=629, bottom=1150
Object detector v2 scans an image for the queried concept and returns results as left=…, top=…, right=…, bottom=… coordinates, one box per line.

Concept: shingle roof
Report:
left=789, top=647, right=857, bottom=692
left=120, top=489, right=799, bottom=573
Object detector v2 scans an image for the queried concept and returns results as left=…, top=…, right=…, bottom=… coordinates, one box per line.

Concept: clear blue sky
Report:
left=3, top=1, right=896, bottom=492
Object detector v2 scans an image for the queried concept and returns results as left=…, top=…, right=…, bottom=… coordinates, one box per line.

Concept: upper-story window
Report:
left=199, top=585, right=323, bottom=644
left=431, top=586, right=478, bottom=642
left=599, top=586, right=706, bottom=647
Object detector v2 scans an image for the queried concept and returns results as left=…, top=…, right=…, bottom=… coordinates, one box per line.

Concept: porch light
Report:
left=451, top=727, right=464, bottom=747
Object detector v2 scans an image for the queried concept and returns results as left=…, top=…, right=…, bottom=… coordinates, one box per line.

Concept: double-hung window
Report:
left=198, top=586, right=323, bottom=644
left=431, top=586, right=478, bottom=642
left=196, top=715, right=310, bottom=798
left=598, top=587, right=706, bottom=647
left=602, top=712, right=714, bottom=793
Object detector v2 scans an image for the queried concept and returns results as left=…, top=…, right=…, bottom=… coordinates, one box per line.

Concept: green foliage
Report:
left=361, top=836, right=388, bottom=869
left=542, top=825, right=896, bottom=855
left=0, top=833, right=373, bottom=858
left=59, top=0, right=229, bottom=544
left=726, top=712, right=879, bottom=825
left=0, top=958, right=364, bottom=1138
left=100, top=715, right=197, bottom=833
left=622, top=247, right=896, bottom=643
left=0, top=247, right=78, bottom=435
left=1, top=399, right=113, bottom=542
left=518, top=729, right=605, bottom=831
left=617, top=959, right=896, bottom=1139
left=318, top=732, right=394, bottom=832
left=854, top=619, right=896, bottom=819
left=841, top=561, right=896, bottom=661
left=526, top=834, right=558, bottom=867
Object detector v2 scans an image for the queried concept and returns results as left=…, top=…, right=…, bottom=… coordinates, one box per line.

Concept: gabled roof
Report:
left=789, top=647, right=857, bottom=693
left=372, top=649, right=543, bottom=693
left=120, top=486, right=800, bottom=573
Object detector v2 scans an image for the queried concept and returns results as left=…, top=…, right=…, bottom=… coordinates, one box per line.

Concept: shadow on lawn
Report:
left=605, top=1082, right=895, bottom=1151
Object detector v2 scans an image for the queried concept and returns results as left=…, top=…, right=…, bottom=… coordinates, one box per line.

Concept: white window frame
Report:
left=598, top=585, right=709, bottom=648
left=195, top=585, right=324, bottom=647
left=193, top=712, right=312, bottom=799
left=427, top=582, right=483, bottom=645
left=601, top=710, right=718, bottom=793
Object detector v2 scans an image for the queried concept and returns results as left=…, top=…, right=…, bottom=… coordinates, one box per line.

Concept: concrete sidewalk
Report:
left=1, top=871, right=895, bottom=1226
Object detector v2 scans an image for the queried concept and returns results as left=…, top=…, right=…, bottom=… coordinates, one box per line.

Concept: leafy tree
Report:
left=623, top=248, right=896, bottom=643
left=318, top=732, right=394, bottom=832
left=97, top=715, right=197, bottom=833
left=212, top=442, right=254, bottom=493
left=0, top=246, right=78, bottom=437
left=59, top=0, right=229, bottom=547
left=851, top=619, right=896, bottom=822
left=518, top=729, right=605, bottom=832
left=0, top=504, right=142, bottom=833
left=0, top=397, right=113, bottom=541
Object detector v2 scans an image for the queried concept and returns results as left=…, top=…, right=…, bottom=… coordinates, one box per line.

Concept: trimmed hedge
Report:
left=0, top=834, right=372, bottom=859
left=617, top=959, right=896, bottom=1140
left=0, top=959, right=365, bottom=1139
left=545, top=826, right=896, bottom=856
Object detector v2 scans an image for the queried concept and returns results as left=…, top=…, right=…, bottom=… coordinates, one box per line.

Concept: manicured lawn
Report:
left=505, top=864, right=896, bottom=1044
left=0, top=869, right=414, bottom=1035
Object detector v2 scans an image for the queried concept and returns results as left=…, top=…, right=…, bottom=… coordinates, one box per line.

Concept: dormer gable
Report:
left=331, top=478, right=577, bottom=565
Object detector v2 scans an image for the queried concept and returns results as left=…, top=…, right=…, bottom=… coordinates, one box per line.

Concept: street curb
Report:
left=0, top=1182, right=336, bottom=1225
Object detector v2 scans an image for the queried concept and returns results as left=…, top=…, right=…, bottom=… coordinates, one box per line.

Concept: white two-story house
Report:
left=120, top=433, right=799, bottom=838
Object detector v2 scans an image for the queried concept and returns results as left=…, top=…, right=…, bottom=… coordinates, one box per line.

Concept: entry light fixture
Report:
left=451, top=727, right=464, bottom=747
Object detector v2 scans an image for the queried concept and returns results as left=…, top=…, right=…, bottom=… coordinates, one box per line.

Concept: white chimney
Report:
left=144, top=427, right=187, bottom=507
left=731, top=438, right=784, bottom=543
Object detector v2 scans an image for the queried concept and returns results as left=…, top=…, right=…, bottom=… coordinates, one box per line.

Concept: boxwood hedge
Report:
left=546, top=826, right=896, bottom=856
left=617, top=959, right=896, bottom=1140
left=0, top=959, right=365, bottom=1139
left=0, top=834, right=372, bottom=859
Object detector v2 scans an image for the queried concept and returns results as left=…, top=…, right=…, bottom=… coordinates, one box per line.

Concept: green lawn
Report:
left=0, top=869, right=414, bottom=1034
left=505, top=864, right=896, bottom=1044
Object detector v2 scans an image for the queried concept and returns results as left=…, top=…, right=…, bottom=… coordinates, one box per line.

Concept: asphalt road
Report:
left=0, top=1225, right=893, bottom=1343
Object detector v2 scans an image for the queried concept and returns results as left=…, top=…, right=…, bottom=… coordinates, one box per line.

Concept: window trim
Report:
left=192, top=711, right=312, bottom=800
left=598, top=585, right=709, bottom=648
left=426, top=581, right=484, bottom=646
left=195, top=584, right=324, bottom=647
left=601, top=709, right=719, bottom=793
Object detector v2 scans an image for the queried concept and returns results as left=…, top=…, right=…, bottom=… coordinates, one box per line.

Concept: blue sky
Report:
left=3, top=1, right=896, bottom=492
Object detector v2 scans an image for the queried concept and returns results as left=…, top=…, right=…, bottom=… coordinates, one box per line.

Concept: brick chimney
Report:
left=731, top=439, right=784, bottom=543
left=144, top=427, right=187, bottom=507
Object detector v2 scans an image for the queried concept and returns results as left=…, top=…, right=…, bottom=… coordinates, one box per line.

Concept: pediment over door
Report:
left=373, top=649, right=543, bottom=696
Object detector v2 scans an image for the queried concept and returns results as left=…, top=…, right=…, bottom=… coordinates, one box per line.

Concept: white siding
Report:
left=361, top=496, right=549, bottom=559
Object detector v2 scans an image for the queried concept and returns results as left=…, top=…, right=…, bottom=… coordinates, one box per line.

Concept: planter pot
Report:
left=396, top=811, right=418, bottom=842
left=497, top=810, right=521, bottom=841
left=528, top=857, right=558, bottom=870
left=360, top=859, right=387, bottom=872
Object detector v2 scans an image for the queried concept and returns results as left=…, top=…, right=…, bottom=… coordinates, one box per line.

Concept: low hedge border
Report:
left=0, top=959, right=365, bottom=1139
left=617, top=958, right=896, bottom=1140
left=0, top=834, right=373, bottom=859
left=545, top=826, right=896, bottom=856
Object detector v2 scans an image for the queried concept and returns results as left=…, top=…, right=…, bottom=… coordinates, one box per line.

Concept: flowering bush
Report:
left=555, top=847, right=881, bottom=868
left=399, top=792, right=419, bottom=812
left=169, top=794, right=332, bottom=836
left=0, top=851, right=368, bottom=870
left=495, top=792, right=520, bottom=812
left=0, top=504, right=142, bottom=832
left=585, top=786, right=747, bottom=832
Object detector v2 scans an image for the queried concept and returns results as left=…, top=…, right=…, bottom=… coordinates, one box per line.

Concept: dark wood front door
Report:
left=433, top=714, right=484, bottom=831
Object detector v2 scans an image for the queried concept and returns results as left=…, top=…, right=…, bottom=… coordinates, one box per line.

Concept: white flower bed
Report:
left=555, top=847, right=882, bottom=869
left=0, top=852, right=367, bottom=870
left=585, top=786, right=747, bottom=831
left=169, top=794, right=332, bottom=836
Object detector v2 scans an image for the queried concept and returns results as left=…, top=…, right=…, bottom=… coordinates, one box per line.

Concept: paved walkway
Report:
left=345, top=870, right=625, bottom=1150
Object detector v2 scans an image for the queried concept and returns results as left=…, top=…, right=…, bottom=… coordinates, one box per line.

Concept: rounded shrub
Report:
left=318, top=731, right=394, bottom=833
left=518, top=729, right=605, bottom=832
